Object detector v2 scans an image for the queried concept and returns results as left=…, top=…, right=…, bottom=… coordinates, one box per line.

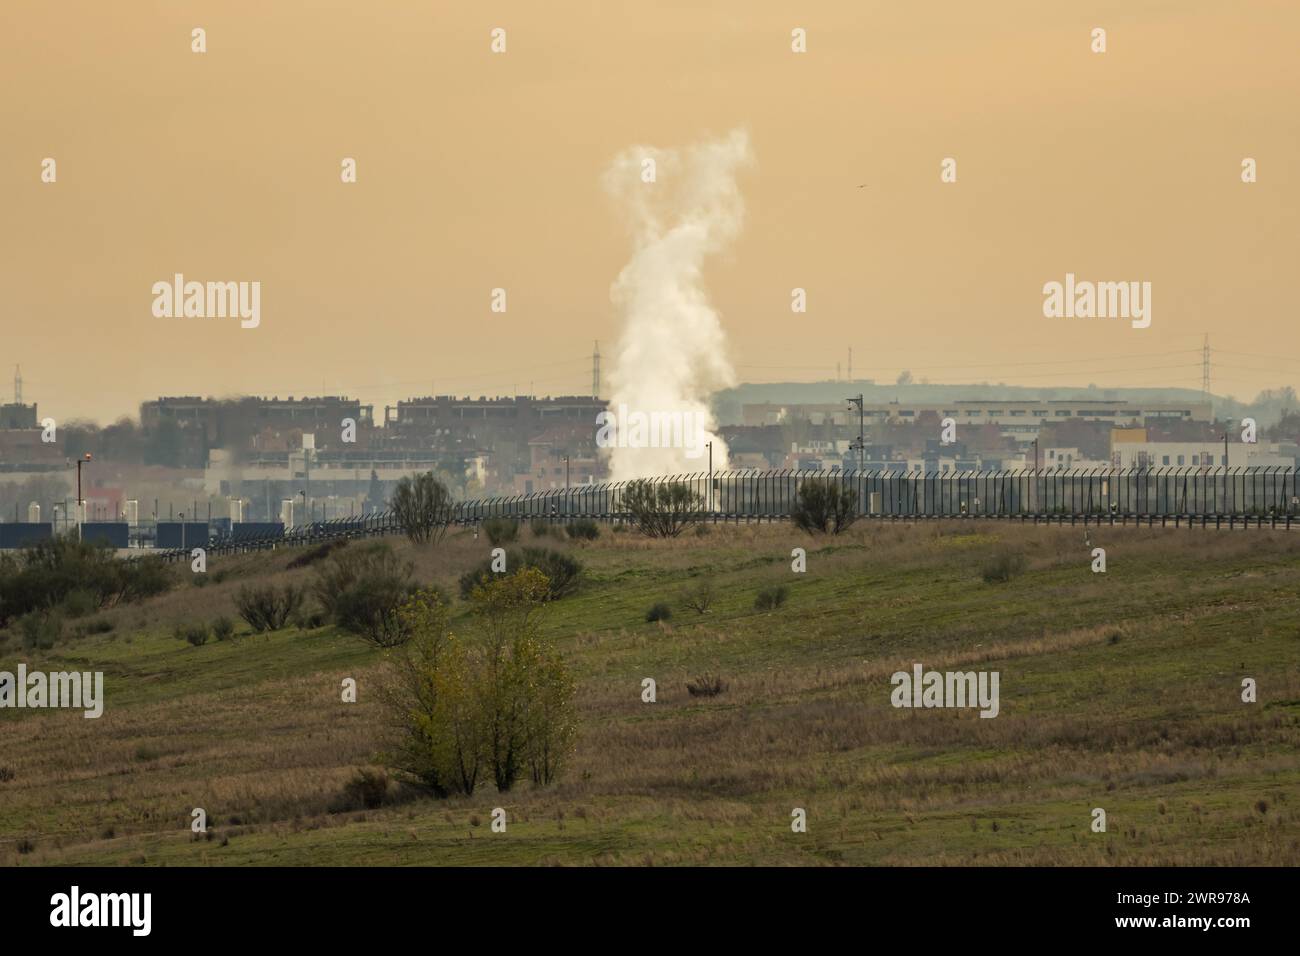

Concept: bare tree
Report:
left=390, top=472, right=453, bottom=545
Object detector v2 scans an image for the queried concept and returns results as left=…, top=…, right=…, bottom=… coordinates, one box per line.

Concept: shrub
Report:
left=391, top=472, right=453, bottom=545
left=483, top=518, right=519, bottom=546
left=680, top=579, right=714, bottom=614
left=72, top=617, right=115, bottom=638
left=0, top=766, right=15, bottom=783
left=792, top=478, right=858, bottom=534
left=314, top=543, right=419, bottom=646
left=212, top=616, right=236, bottom=641
left=519, top=548, right=582, bottom=599
left=565, top=519, right=599, bottom=541
left=333, top=768, right=389, bottom=811
left=622, top=480, right=702, bottom=537
left=234, top=584, right=305, bottom=632
left=981, top=549, right=1028, bottom=583
left=61, top=588, right=98, bottom=619
left=184, top=624, right=209, bottom=647
left=529, top=518, right=549, bottom=538
left=458, top=557, right=498, bottom=599
left=287, top=538, right=348, bottom=570
left=754, top=585, right=788, bottom=611
left=645, top=602, right=672, bottom=623
left=19, top=609, right=63, bottom=650
left=0, top=538, right=170, bottom=627
left=686, top=673, right=727, bottom=698
left=694, top=523, right=711, bottom=537
left=459, top=548, right=582, bottom=601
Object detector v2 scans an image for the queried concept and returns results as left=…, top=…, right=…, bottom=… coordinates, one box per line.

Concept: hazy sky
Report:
left=2, top=0, right=1297, bottom=424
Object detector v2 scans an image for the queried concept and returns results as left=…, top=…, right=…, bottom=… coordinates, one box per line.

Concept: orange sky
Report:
left=2, top=0, right=1297, bottom=424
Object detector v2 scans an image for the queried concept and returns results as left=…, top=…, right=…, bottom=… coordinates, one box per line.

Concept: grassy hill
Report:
left=2, top=519, right=1298, bottom=866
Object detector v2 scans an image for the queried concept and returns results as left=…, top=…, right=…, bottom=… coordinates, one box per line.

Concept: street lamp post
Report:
left=706, top=440, right=713, bottom=512
left=846, top=395, right=865, bottom=471
left=75, top=453, right=92, bottom=541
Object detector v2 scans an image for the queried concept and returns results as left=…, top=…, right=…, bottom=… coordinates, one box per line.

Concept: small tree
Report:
left=471, top=569, right=575, bottom=793
left=792, top=478, right=858, bottom=534
left=622, top=479, right=702, bottom=538
left=382, top=590, right=479, bottom=797
left=391, top=472, right=453, bottom=545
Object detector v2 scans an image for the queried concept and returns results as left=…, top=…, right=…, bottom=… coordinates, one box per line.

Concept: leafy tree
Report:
left=382, top=573, right=575, bottom=796
left=383, top=590, right=479, bottom=797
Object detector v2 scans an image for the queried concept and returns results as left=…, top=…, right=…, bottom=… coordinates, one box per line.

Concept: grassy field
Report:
left=1, top=519, right=1298, bottom=866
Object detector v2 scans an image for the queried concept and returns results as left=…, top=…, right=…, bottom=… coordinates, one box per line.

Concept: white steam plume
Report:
left=602, top=129, right=753, bottom=481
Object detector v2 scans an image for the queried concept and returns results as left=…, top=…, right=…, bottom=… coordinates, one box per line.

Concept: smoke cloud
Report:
left=602, top=129, right=753, bottom=480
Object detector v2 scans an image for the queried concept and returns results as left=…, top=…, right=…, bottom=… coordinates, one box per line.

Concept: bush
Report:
left=622, top=480, right=702, bottom=538
left=0, top=766, right=14, bottom=783
left=981, top=549, right=1028, bottom=583
left=19, top=609, right=63, bottom=650
left=212, top=616, right=235, bottom=641
left=315, top=544, right=419, bottom=646
left=287, top=538, right=348, bottom=570
left=680, top=579, right=714, bottom=614
left=332, top=768, right=389, bottom=811
left=72, top=617, right=115, bottom=639
left=529, top=518, right=549, bottom=538
left=391, top=472, right=453, bottom=545
left=792, top=478, right=858, bottom=534
left=0, top=538, right=171, bottom=627
left=754, top=585, right=788, bottom=612
left=645, top=602, right=672, bottom=623
left=234, top=584, right=305, bottom=632
left=565, top=519, right=599, bottom=541
left=459, top=548, right=582, bottom=601
left=483, top=518, right=519, bottom=546
left=184, top=624, right=209, bottom=647
left=61, top=588, right=98, bottom=619
left=519, top=548, right=582, bottom=599
left=686, top=673, right=727, bottom=698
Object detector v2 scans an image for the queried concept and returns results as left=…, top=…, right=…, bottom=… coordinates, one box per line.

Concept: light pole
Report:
left=846, top=395, right=865, bottom=471
left=299, top=489, right=306, bottom=528
left=75, top=453, right=92, bottom=541
left=706, top=440, right=713, bottom=511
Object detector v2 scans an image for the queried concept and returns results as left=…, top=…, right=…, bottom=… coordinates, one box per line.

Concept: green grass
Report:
left=1, top=520, right=1298, bottom=865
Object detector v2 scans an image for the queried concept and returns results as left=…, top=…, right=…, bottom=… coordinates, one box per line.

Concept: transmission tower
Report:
left=1202, top=335, right=1210, bottom=396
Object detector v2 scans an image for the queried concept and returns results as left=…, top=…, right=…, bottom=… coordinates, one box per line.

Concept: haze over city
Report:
left=3, top=0, right=1298, bottom=423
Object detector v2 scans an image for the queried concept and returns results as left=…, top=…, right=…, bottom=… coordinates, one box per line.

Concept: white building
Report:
left=1111, top=441, right=1293, bottom=470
